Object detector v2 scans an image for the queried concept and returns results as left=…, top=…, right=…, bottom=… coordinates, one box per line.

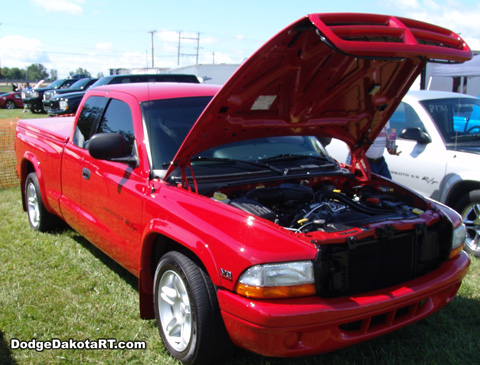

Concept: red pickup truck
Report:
left=15, top=13, right=472, bottom=364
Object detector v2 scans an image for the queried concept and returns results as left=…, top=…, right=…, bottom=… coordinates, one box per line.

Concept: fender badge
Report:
left=220, top=268, right=232, bottom=281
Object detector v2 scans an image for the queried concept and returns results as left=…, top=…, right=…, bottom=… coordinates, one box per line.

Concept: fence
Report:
left=0, top=118, right=20, bottom=188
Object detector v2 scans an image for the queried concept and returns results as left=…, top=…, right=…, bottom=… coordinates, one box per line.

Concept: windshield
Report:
left=48, top=79, right=67, bottom=89
left=196, top=136, right=329, bottom=162
left=143, top=96, right=332, bottom=172
left=420, top=97, right=480, bottom=142
left=69, top=78, right=91, bottom=89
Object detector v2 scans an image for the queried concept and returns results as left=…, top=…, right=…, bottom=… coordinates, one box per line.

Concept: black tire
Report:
left=454, top=189, right=480, bottom=257
left=25, top=172, right=59, bottom=232
left=5, top=100, right=15, bottom=109
left=153, top=251, right=233, bottom=364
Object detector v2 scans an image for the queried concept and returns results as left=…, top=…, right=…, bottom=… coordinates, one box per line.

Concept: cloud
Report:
left=95, top=42, right=114, bottom=51
left=0, top=35, right=50, bottom=68
left=30, top=0, right=84, bottom=15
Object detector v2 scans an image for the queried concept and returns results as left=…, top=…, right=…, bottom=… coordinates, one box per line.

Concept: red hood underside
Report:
left=166, top=13, right=471, bottom=180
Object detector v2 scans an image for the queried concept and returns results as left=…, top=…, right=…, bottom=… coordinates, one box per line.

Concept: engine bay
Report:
left=210, top=176, right=427, bottom=234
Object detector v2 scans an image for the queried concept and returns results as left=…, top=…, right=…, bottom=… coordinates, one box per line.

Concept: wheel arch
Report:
left=444, top=180, right=480, bottom=212
left=138, top=230, right=219, bottom=319
left=19, top=157, right=37, bottom=212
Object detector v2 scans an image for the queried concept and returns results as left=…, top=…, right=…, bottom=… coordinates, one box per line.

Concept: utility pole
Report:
left=148, top=30, right=157, bottom=69
left=177, top=32, right=201, bottom=65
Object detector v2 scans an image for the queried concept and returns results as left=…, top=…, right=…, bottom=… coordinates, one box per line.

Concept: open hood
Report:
left=166, top=13, right=471, bottom=180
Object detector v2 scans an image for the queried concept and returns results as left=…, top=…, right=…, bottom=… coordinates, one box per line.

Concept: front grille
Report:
left=315, top=222, right=451, bottom=297
left=49, top=99, right=59, bottom=109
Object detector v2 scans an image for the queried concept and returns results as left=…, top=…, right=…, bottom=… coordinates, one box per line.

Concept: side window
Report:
left=74, top=96, right=109, bottom=148
left=390, top=102, right=426, bottom=135
left=97, top=99, right=135, bottom=155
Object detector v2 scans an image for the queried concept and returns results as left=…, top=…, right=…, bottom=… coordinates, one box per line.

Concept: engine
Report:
left=225, top=182, right=418, bottom=233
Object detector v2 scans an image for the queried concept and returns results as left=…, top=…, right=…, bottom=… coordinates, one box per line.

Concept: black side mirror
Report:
left=88, top=133, right=138, bottom=167
left=400, top=127, right=432, bottom=144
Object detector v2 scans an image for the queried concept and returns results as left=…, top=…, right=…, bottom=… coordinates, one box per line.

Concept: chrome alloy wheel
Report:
left=26, top=181, right=40, bottom=229
left=462, top=202, right=480, bottom=255
left=158, top=269, right=192, bottom=352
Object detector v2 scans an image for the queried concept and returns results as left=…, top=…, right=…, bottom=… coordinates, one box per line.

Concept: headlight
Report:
left=235, top=261, right=315, bottom=299
left=59, top=101, right=68, bottom=110
left=451, top=224, right=466, bottom=258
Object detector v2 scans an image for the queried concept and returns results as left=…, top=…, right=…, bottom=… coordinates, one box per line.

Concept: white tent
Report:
left=430, top=54, right=480, bottom=77
left=428, top=54, right=480, bottom=96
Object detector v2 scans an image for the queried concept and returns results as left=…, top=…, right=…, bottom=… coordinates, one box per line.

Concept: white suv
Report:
left=327, top=90, right=480, bottom=256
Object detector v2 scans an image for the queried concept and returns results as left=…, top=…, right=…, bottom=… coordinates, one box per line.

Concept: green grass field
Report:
left=1, top=185, right=480, bottom=364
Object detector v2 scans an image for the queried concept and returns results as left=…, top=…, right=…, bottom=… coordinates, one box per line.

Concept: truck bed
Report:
left=17, top=116, right=74, bottom=143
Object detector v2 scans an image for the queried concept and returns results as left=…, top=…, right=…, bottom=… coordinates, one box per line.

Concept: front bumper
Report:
left=48, top=108, right=71, bottom=117
left=23, top=98, right=43, bottom=111
left=218, top=251, right=470, bottom=357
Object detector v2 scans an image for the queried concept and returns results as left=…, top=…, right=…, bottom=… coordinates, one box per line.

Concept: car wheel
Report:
left=455, top=190, right=480, bottom=257
left=25, top=172, right=58, bottom=232
left=5, top=100, right=15, bottom=109
left=154, top=251, right=233, bottom=364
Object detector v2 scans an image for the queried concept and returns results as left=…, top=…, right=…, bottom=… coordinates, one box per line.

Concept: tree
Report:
left=50, top=69, right=58, bottom=81
left=97, top=72, right=104, bottom=78
left=26, top=63, right=49, bottom=81
left=69, top=68, right=91, bottom=78
left=7, top=67, right=25, bottom=80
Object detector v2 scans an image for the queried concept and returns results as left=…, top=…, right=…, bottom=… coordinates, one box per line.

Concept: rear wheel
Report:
left=153, top=251, right=233, bottom=364
left=25, top=172, right=59, bottom=232
left=5, top=100, right=15, bottom=109
left=455, top=190, right=480, bottom=257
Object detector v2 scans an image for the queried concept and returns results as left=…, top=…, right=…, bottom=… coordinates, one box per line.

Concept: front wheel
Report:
left=154, top=251, right=233, bottom=364
left=5, top=100, right=15, bottom=109
left=455, top=190, right=480, bottom=257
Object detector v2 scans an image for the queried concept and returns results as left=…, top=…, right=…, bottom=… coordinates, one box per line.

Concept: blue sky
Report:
left=1, top=0, right=480, bottom=78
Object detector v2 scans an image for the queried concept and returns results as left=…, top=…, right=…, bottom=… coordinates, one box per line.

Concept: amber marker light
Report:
left=236, top=282, right=316, bottom=299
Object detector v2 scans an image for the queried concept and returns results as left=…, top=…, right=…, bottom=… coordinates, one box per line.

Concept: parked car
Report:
left=22, top=77, right=84, bottom=113
left=0, top=91, right=23, bottom=109
left=47, top=73, right=200, bottom=117
left=42, top=78, right=98, bottom=112
left=15, top=13, right=472, bottom=364
left=326, top=90, right=480, bottom=256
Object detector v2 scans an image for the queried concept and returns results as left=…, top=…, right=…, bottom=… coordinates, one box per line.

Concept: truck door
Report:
left=60, top=96, right=109, bottom=228
left=72, top=95, right=147, bottom=273
left=385, top=101, right=447, bottom=200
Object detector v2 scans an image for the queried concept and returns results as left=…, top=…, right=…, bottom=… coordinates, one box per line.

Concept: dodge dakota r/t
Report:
left=15, top=13, right=471, bottom=364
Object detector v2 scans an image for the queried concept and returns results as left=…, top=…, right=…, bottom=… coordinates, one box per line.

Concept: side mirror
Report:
left=400, top=127, right=432, bottom=144
left=88, top=133, right=138, bottom=167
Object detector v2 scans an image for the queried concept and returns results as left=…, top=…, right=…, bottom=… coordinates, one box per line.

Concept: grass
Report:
left=0, top=187, right=479, bottom=364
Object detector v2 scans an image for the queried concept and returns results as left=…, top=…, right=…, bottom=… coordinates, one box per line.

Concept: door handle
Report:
left=82, top=168, right=91, bottom=180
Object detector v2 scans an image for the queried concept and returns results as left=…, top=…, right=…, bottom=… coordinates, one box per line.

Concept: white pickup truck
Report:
left=327, top=90, right=480, bottom=256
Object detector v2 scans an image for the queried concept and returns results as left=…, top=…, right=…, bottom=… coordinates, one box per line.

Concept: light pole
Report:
left=149, top=30, right=157, bottom=69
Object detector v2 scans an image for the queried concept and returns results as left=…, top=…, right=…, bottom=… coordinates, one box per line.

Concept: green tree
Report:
left=26, top=63, right=49, bottom=81
left=97, top=72, right=104, bottom=78
left=7, top=67, right=26, bottom=79
left=69, top=68, right=91, bottom=78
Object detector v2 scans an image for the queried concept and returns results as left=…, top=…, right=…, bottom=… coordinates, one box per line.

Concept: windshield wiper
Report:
left=190, top=156, right=285, bottom=174
left=260, top=153, right=333, bottom=164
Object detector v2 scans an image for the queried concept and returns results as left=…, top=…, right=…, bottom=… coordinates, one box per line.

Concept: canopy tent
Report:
left=430, top=54, right=480, bottom=77
left=427, top=54, right=480, bottom=95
